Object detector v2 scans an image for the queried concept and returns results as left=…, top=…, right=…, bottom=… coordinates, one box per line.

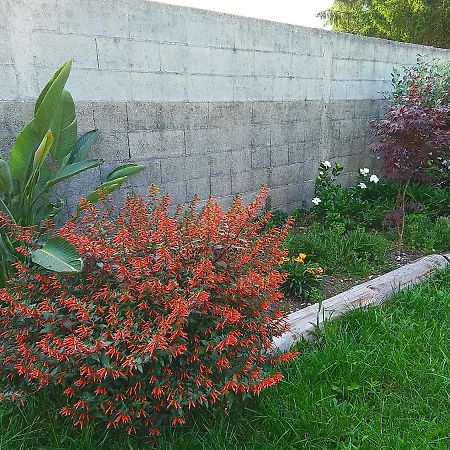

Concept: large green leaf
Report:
left=34, top=61, right=71, bottom=114
left=81, top=176, right=128, bottom=208
left=33, top=61, right=72, bottom=137
left=69, top=130, right=99, bottom=164
left=8, top=61, right=72, bottom=182
left=45, top=159, right=103, bottom=189
left=106, top=163, right=145, bottom=181
left=0, top=159, right=13, bottom=194
left=31, top=236, right=83, bottom=272
left=50, top=90, right=77, bottom=165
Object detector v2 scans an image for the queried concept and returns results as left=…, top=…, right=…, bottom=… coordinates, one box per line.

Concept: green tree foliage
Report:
left=319, top=0, right=450, bottom=49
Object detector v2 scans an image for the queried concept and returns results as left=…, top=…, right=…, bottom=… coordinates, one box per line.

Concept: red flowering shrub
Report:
left=0, top=187, right=298, bottom=436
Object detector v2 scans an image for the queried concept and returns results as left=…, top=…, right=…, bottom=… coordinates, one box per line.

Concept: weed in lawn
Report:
left=284, top=224, right=391, bottom=277
left=405, top=213, right=450, bottom=253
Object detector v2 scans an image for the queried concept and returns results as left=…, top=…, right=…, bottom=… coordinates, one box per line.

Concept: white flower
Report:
left=359, top=168, right=370, bottom=176
left=312, top=197, right=322, bottom=206
left=369, top=174, right=379, bottom=183
left=319, top=171, right=324, bottom=175
left=358, top=182, right=367, bottom=189
left=323, top=161, right=332, bottom=169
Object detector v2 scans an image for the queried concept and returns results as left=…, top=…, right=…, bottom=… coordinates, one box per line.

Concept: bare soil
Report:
left=282, top=246, right=425, bottom=315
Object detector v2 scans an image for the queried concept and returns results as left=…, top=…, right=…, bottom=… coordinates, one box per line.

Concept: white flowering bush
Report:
left=311, top=161, right=391, bottom=230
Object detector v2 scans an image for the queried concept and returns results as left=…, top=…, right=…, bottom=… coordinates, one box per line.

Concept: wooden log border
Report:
left=273, top=254, right=450, bottom=352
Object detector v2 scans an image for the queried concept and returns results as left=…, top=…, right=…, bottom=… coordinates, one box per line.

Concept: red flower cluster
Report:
left=0, top=187, right=298, bottom=435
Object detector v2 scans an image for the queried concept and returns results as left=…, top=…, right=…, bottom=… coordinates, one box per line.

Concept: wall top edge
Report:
left=148, top=0, right=450, bottom=53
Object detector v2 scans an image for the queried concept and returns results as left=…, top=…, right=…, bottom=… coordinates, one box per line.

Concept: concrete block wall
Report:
left=1, top=0, right=450, bottom=211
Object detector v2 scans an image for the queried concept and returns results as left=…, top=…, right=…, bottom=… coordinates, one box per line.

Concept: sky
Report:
left=156, top=0, right=334, bottom=29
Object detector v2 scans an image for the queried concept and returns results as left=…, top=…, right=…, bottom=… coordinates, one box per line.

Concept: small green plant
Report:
left=404, top=213, right=450, bottom=253
left=285, top=224, right=391, bottom=277
left=280, top=252, right=323, bottom=299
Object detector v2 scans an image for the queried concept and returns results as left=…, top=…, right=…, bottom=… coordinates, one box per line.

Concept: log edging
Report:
left=273, top=254, right=449, bottom=352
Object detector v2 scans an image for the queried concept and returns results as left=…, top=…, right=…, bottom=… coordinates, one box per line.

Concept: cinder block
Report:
left=0, top=30, right=12, bottom=64
left=161, top=157, right=186, bottom=182
left=270, top=144, right=289, bottom=166
left=90, top=131, right=129, bottom=161
left=270, top=124, right=291, bottom=146
left=96, top=38, right=160, bottom=72
left=185, top=128, right=230, bottom=155
left=0, top=66, right=18, bottom=100
left=126, top=101, right=158, bottom=131
left=65, top=68, right=132, bottom=101
left=230, top=149, right=251, bottom=174
left=129, top=3, right=187, bottom=43
left=75, top=101, right=95, bottom=131
left=158, top=102, right=209, bottom=130
left=290, top=55, right=325, bottom=79
left=268, top=185, right=289, bottom=209
left=232, top=169, right=269, bottom=194
left=0, top=101, right=34, bottom=134
left=251, top=147, right=270, bottom=169
left=185, top=155, right=210, bottom=179
left=57, top=0, right=129, bottom=37
left=160, top=43, right=188, bottom=73
left=128, top=130, right=185, bottom=159
left=0, top=1, right=8, bottom=28
left=159, top=180, right=187, bottom=205
left=186, top=13, right=235, bottom=48
left=254, top=51, right=291, bottom=77
left=252, top=101, right=290, bottom=124
left=235, top=22, right=275, bottom=52
left=330, top=80, right=347, bottom=100
left=186, top=74, right=234, bottom=102
left=211, top=174, right=232, bottom=196
left=186, top=46, right=212, bottom=74
left=270, top=163, right=302, bottom=187
left=271, top=24, right=294, bottom=53
left=10, top=0, right=59, bottom=32
left=234, top=76, right=273, bottom=102
left=186, top=176, right=210, bottom=199
left=130, top=72, right=187, bottom=102
left=250, top=124, right=271, bottom=147
left=210, top=152, right=232, bottom=176
left=291, top=29, right=310, bottom=55
left=306, top=79, right=324, bottom=100
left=288, top=141, right=307, bottom=164
left=93, top=102, right=127, bottom=132
left=207, top=102, right=253, bottom=129
left=32, top=32, right=98, bottom=70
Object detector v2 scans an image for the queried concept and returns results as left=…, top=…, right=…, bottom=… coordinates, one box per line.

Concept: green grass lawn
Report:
left=3, top=268, right=450, bottom=449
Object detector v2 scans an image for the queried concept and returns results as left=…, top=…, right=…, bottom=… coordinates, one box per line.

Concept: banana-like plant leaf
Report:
left=50, top=90, right=77, bottom=165
left=68, top=130, right=99, bottom=164
left=32, top=130, right=54, bottom=172
left=8, top=61, right=72, bottom=182
left=80, top=176, right=128, bottom=208
left=106, top=163, right=145, bottom=181
left=45, top=159, right=103, bottom=189
left=31, top=236, right=83, bottom=273
left=0, top=159, right=13, bottom=194
left=33, top=61, right=72, bottom=137
left=34, top=61, right=71, bottom=114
